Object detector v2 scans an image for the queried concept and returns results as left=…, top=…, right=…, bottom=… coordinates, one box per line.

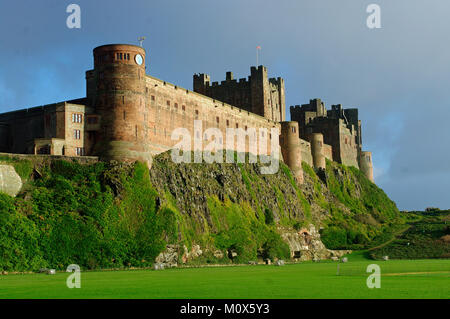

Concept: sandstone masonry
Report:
left=0, top=44, right=374, bottom=183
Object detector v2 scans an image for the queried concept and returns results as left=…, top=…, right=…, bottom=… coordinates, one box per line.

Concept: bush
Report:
left=320, top=226, right=347, bottom=249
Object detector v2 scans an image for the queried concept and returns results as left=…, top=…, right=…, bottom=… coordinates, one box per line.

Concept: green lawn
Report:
left=1, top=256, right=449, bottom=299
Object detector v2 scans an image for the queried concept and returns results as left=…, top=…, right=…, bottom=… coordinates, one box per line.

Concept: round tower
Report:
left=310, top=133, right=326, bottom=170
left=88, top=44, right=151, bottom=166
left=280, top=121, right=303, bottom=184
left=359, top=151, right=374, bottom=182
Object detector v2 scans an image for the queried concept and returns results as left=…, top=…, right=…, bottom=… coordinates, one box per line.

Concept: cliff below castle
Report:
left=0, top=153, right=403, bottom=271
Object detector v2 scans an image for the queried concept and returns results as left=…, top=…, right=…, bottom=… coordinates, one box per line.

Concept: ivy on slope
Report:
left=0, top=160, right=176, bottom=272
left=319, top=159, right=404, bottom=250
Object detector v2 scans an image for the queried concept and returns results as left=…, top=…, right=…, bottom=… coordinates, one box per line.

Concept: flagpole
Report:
left=256, top=46, right=261, bottom=66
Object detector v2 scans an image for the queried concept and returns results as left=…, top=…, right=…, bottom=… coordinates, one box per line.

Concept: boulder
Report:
left=155, top=244, right=178, bottom=268
left=47, top=269, right=56, bottom=275
left=213, top=250, right=224, bottom=259
left=153, top=263, right=165, bottom=270
left=341, top=257, right=348, bottom=263
left=0, top=165, right=22, bottom=197
left=274, top=260, right=285, bottom=266
left=382, top=256, right=389, bottom=261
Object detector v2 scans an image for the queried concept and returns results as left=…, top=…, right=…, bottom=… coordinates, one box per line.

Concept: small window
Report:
left=182, top=105, right=186, bottom=111
left=174, top=103, right=178, bottom=109
left=76, top=147, right=85, bottom=156
left=151, top=95, right=155, bottom=101
left=245, top=126, right=247, bottom=131
left=291, top=127, right=296, bottom=133
left=72, top=113, right=82, bottom=123
left=167, top=100, right=170, bottom=106
left=236, top=123, right=239, bottom=129
left=119, top=53, right=123, bottom=60
left=74, top=129, right=81, bottom=140
left=195, top=110, right=199, bottom=120
left=226, top=120, right=229, bottom=126
left=216, top=117, right=219, bottom=124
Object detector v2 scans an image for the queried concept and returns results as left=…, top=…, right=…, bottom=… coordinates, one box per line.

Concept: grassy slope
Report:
left=369, top=210, right=450, bottom=259
left=0, top=259, right=449, bottom=299
left=0, top=153, right=413, bottom=272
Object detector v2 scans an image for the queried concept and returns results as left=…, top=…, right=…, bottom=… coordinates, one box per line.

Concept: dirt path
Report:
left=368, top=225, right=411, bottom=251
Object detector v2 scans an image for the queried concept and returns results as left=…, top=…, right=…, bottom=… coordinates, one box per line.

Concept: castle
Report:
left=0, top=44, right=374, bottom=183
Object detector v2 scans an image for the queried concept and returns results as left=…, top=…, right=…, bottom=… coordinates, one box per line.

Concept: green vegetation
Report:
left=0, top=156, right=33, bottom=180
left=0, top=258, right=448, bottom=299
left=370, top=209, right=450, bottom=260
left=0, top=160, right=176, bottom=271
left=320, top=160, right=404, bottom=250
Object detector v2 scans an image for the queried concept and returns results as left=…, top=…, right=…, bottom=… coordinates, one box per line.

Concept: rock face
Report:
left=155, top=244, right=178, bottom=268
left=281, top=225, right=351, bottom=261
left=0, top=165, right=22, bottom=197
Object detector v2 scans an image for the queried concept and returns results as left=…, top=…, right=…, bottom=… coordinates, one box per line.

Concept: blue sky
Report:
left=1, top=0, right=449, bottom=210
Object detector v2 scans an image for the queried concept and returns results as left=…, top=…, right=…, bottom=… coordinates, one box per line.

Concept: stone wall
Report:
left=145, top=75, right=280, bottom=156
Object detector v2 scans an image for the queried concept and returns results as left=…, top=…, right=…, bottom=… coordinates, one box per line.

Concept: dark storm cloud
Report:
left=0, top=0, right=449, bottom=210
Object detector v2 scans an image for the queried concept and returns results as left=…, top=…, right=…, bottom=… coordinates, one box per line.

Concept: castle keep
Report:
left=0, top=44, right=374, bottom=183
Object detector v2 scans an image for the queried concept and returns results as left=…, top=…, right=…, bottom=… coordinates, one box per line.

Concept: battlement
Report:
left=193, top=65, right=285, bottom=122
left=0, top=43, right=375, bottom=185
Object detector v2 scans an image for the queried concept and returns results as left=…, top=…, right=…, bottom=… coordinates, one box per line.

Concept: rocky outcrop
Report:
left=281, top=225, right=351, bottom=261
left=155, top=244, right=178, bottom=268
left=0, top=165, right=22, bottom=197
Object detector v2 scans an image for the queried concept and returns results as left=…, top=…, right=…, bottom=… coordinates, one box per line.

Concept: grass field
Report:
left=0, top=253, right=448, bottom=299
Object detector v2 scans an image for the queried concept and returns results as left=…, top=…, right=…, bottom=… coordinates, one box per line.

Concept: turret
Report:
left=280, top=121, right=303, bottom=184
left=193, top=73, right=210, bottom=95
left=359, top=151, right=374, bottom=182
left=86, top=44, right=152, bottom=166
left=310, top=133, right=326, bottom=170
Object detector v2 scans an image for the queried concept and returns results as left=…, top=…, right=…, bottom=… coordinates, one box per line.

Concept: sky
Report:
left=0, top=0, right=449, bottom=211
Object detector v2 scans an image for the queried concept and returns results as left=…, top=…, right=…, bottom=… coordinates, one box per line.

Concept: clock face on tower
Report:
left=135, top=54, right=143, bottom=65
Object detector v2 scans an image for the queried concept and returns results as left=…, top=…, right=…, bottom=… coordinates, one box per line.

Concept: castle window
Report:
left=195, top=110, right=199, bottom=120
left=119, top=53, right=123, bottom=60
left=269, top=133, right=272, bottom=139
left=245, top=126, right=247, bottom=131
left=72, top=113, right=83, bottom=123
left=291, top=127, right=296, bottom=133
left=151, top=95, right=155, bottom=101
left=123, top=111, right=126, bottom=120
left=146, top=87, right=149, bottom=94
left=175, top=103, right=178, bottom=109
left=182, top=105, right=186, bottom=111
left=74, top=129, right=81, bottom=140
left=236, top=123, right=239, bottom=129
left=216, top=117, right=219, bottom=124
left=226, top=120, right=229, bottom=127
left=75, top=147, right=85, bottom=156
left=167, top=100, right=170, bottom=106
